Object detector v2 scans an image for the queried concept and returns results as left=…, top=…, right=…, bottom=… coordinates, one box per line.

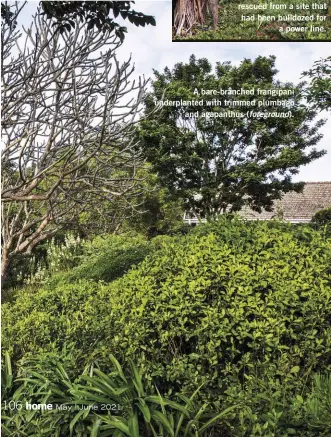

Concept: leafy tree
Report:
left=137, top=55, right=326, bottom=219
left=120, top=167, right=187, bottom=237
left=1, top=1, right=156, bottom=41
left=302, top=56, right=331, bottom=112
left=1, top=2, right=17, bottom=28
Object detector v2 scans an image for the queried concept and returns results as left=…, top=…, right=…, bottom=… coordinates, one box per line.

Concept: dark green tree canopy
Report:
left=311, top=207, right=331, bottom=227
left=137, top=55, right=326, bottom=218
left=302, top=56, right=331, bottom=112
left=1, top=1, right=156, bottom=41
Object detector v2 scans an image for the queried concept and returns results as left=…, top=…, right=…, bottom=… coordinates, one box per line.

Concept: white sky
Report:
left=17, top=1, right=331, bottom=182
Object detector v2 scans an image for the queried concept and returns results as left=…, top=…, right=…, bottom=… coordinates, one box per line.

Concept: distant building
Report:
left=183, top=182, right=331, bottom=225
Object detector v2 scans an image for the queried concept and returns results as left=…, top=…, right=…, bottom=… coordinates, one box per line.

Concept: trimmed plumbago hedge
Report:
left=2, top=218, right=331, bottom=435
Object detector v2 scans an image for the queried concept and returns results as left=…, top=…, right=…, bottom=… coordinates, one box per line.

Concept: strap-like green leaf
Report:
left=198, top=404, right=237, bottom=433
left=101, top=417, right=130, bottom=435
left=56, top=362, right=70, bottom=381
left=109, top=354, right=127, bottom=383
left=91, top=418, right=102, bottom=437
left=112, top=430, right=126, bottom=437
left=145, top=396, right=189, bottom=416
left=137, top=398, right=151, bottom=423
left=70, top=388, right=113, bottom=404
left=70, top=409, right=87, bottom=436
left=183, top=419, right=198, bottom=437
left=128, top=412, right=140, bottom=437
left=129, top=359, right=144, bottom=397
left=151, top=410, right=175, bottom=437
left=4, top=351, right=13, bottom=389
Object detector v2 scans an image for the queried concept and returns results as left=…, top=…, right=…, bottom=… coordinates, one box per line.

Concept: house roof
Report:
left=239, top=182, right=331, bottom=223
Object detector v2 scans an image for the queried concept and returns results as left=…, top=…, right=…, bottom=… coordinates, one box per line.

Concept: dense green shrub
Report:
left=311, top=207, right=331, bottom=231
left=2, top=235, right=170, bottom=368
left=3, top=218, right=331, bottom=435
left=3, top=234, right=152, bottom=295
left=21, top=234, right=152, bottom=289
left=47, top=234, right=150, bottom=286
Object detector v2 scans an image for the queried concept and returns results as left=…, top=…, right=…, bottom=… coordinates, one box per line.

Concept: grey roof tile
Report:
left=239, top=182, right=331, bottom=222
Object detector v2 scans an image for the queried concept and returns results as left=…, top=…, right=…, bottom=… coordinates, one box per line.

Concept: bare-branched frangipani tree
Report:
left=1, top=4, right=151, bottom=280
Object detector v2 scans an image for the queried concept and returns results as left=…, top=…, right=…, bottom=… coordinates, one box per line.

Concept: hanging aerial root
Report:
left=174, top=0, right=207, bottom=36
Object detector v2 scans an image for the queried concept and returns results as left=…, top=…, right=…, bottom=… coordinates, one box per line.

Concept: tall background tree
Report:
left=302, top=56, right=331, bottom=112
left=137, top=55, right=326, bottom=219
left=1, top=4, right=152, bottom=280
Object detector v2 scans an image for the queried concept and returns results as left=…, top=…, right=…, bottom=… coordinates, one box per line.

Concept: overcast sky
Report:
left=17, top=1, right=331, bottom=182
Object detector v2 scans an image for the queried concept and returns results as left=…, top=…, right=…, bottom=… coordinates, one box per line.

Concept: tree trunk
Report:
left=1, top=247, right=11, bottom=286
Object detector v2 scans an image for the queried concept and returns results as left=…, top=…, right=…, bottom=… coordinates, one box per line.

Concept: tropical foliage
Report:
left=2, top=352, right=236, bottom=436
left=3, top=218, right=331, bottom=435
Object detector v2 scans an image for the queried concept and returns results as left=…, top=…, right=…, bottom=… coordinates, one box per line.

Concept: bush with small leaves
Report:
left=311, top=207, right=331, bottom=228
left=3, top=218, right=331, bottom=435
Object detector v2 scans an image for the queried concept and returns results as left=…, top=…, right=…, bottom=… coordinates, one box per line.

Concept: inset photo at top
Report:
left=172, top=0, right=331, bottom=41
